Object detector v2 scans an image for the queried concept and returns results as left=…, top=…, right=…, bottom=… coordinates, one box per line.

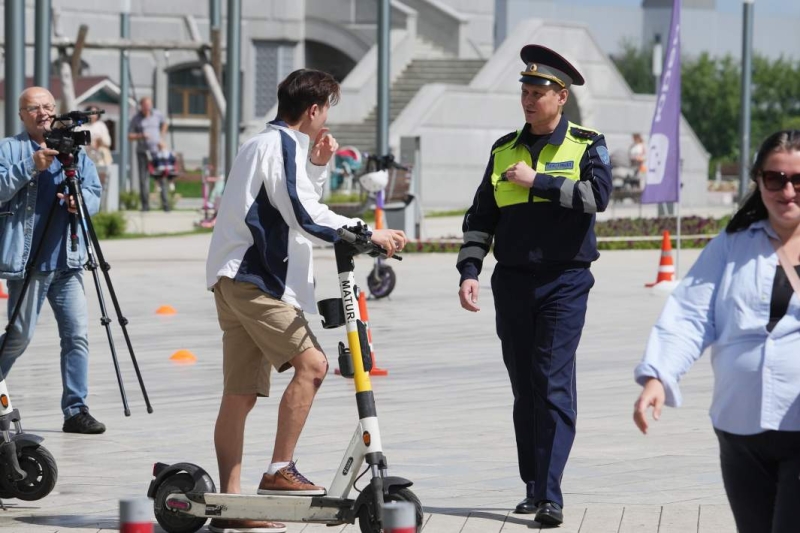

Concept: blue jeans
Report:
left=0, top=270, right=90, bottom=419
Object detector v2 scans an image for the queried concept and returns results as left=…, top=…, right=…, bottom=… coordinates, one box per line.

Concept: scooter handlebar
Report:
left=336, top=226, right=402, bottom=261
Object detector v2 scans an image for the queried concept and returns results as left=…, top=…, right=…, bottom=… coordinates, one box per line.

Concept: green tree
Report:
left=610, top=40, right=655, bottom=94
left=612, top=46, right=800, bottom=165
left=680, top=53, right=741, bottom=161
left=751, top=55, right=800, bottom=146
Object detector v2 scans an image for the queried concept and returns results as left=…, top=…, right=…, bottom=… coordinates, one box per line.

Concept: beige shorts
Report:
left=213, top=277, right=321, bottom=396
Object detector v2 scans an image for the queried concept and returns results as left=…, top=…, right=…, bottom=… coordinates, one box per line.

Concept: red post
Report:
left=119, top=498, right=153, bottom=533
left=383, top=501, right=416, bottom=532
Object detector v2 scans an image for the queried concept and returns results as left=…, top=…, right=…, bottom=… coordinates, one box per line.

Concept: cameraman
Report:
left=0, top=87, right=105, bottom=434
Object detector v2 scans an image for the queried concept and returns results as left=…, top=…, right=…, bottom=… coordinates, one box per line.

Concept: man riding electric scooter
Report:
left=203, top=69, right=406, bottom=533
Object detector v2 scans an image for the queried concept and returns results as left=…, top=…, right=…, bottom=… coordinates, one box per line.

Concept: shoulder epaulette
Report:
left=491, top=131, right=517, bottom=150
left=569, top=126, right=600, bottom=140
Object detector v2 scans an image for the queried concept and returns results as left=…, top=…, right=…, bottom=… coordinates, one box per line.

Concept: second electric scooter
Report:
left=0, top=375, right=58, bottom=504
left=148, top=224, right=422, bottom=532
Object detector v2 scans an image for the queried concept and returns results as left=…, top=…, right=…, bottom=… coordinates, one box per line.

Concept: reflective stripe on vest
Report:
left=491, top=121, right=595, bottom=208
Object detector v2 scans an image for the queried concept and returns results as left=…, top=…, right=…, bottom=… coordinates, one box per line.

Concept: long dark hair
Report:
left=726, top=129, right=800, bottom=233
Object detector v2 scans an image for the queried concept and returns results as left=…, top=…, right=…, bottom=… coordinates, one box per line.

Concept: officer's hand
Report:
left=33, top=143, right=60, bottom=172
left=369, top=228, right=407, bottom=258
left=505, top=162, right=536, bottom=188
left=633, top=378, right=665, bottom=435
left=56, top=192, right=78, bottom=214
left=310, top=128, right=339, bottom=166
left=459, top=279, right=480, bottom=312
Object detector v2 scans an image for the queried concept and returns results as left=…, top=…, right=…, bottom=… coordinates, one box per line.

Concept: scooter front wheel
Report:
left=154, top=473, right=208, bottom=533
left=358, top=486, right=423, bottom=533
left=1, top=444, right=58, bottom=501
left=367, top=264, right=396, bottom=299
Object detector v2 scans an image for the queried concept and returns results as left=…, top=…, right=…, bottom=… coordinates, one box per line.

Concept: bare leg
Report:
left=271, top=347, right=328, bottom=463
left=215, top=393, right=257, bottom=493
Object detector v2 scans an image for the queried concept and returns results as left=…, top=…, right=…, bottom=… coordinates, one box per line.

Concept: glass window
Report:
left=254, top=41, right=295, bottom=117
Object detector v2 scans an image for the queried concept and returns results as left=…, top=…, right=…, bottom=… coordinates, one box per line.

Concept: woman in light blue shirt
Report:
left=633, top=130, right=800, bottom=533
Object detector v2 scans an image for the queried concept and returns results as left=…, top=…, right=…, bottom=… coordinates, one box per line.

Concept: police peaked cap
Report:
left=519, top=44, right=584, bottom=88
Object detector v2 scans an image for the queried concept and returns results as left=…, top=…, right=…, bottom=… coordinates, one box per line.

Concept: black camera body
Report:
left=44, top=109, right=104, bottom=156
left=43, top=128, right=91, bottom=156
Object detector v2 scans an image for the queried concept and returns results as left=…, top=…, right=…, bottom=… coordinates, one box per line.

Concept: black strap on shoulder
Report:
left=569, top=126, right=599, bottom=140
left=492, top=131, right=517, bottom=151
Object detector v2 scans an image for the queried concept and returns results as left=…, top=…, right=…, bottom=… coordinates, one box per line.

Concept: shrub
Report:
left=119, top=191, right=140, bottom=211
left=399, top=216, right=730, bottom=253
left=92, top=211, right=127, bottom=239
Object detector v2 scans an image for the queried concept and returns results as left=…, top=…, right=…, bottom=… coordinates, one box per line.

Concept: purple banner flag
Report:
left=641, top=0, right=681, bottom=204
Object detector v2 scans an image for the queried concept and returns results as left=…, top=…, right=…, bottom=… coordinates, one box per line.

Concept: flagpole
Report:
left=738, top=0, right=755, bottom=204
left=676, top=158, right=682, bottom=279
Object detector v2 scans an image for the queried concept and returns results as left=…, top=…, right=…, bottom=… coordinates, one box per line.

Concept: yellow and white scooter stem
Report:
left=327, top=231, right=385, bottom=499
left=329, top=225, right=413, bottom=522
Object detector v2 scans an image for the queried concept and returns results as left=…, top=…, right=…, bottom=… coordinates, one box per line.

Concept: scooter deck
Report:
left=171, top=492, right=354, bottom=523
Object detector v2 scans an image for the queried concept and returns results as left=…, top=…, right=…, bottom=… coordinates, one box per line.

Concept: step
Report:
left=333, top=56, right=486, bottom=154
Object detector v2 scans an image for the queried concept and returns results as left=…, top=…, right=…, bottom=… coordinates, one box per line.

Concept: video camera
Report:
left=43, top=109, right=104, bottom=156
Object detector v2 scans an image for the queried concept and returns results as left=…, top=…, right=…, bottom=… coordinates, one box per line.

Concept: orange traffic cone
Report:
left=333, top=288, right=388, bottom=377
left=645, top=230, right=676, bottom=287
left=0, top=281, right=8, bottom=299
left=359, top=289, right=388, bottom=376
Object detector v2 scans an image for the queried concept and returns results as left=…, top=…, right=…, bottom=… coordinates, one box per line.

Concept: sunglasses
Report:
left=760, top=170, right=800, bottom=192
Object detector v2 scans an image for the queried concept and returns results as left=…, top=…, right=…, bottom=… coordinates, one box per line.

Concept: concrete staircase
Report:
left=333, top=53, right=485, bottom=155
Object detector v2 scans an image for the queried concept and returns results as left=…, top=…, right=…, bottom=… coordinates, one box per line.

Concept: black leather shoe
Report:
left=535, top=501, right=563, bottom=526
left=63, top=409, right=106, bottom=434
left=514, top=497, right=537, bottom=514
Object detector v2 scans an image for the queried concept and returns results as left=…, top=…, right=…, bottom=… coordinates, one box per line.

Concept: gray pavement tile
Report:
left=577, top=505, right=625, bottom=533
left=698, top=504, right=738, bottom=533
left=618, top=505, right=662, bottom=533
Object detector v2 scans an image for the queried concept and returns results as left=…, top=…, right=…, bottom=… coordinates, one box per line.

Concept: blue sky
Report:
left=569, top=0, right=800, bottom=16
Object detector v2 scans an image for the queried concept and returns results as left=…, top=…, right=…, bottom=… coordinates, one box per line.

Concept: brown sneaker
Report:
left=208, top=518, right=286, bottom=533
left=257, top=461, right=327, bottom=496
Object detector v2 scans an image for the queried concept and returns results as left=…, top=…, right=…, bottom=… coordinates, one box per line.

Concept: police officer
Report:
left=456, top=45, right=612, bottom=526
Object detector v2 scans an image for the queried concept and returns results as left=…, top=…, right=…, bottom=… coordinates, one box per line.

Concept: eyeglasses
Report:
left=20, top=103, right=56, bottom=114
left=760, top=170, right=800, bottom=192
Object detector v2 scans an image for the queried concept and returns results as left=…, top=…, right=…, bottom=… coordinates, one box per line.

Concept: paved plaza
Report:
left=0, top=220, right=738, bottom=532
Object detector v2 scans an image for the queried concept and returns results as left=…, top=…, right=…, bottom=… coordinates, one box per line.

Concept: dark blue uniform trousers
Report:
left=492, top=265, right=594, bottom=507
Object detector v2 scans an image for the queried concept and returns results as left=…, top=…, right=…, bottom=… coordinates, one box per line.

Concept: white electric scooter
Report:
left=148, top=224, right=422, bottom=532
left=0, top=376, right=58, bottom=504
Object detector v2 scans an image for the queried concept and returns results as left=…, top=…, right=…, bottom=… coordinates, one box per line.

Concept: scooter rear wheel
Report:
left=1, top=445, right=58, bottom=501
left=154, top=473, right=208, bottom=533
left=358, top=486, right=423, bottom=533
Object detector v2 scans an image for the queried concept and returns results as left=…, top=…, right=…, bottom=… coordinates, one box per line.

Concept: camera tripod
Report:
left=0, top=150, right=152, bottom=418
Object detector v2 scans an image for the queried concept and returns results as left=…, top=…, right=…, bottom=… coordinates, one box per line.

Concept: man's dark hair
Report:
left=277, top=69, right=340, bottom=123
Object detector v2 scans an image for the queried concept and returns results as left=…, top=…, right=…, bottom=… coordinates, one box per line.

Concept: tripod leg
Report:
left=79, top=195, right=153, bottom=414
left=69, top=180, right=132, bottom=417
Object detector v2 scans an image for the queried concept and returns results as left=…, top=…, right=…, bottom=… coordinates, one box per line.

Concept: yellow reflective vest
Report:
left=491, top=121, right=598, bottom=208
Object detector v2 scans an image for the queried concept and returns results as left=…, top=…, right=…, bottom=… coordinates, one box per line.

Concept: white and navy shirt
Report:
left=206, top=120, right=361, bottom=312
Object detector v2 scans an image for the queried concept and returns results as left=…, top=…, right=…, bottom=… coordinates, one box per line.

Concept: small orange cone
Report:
left=359, top=290, right=388, bottom=376
left=156, top=305, right=177, bottom=315
left=645, top=231, right=676, bottom=287
left=170, top=349, right=197, bottom=364
left=0, top=281, right=8, bottom=299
